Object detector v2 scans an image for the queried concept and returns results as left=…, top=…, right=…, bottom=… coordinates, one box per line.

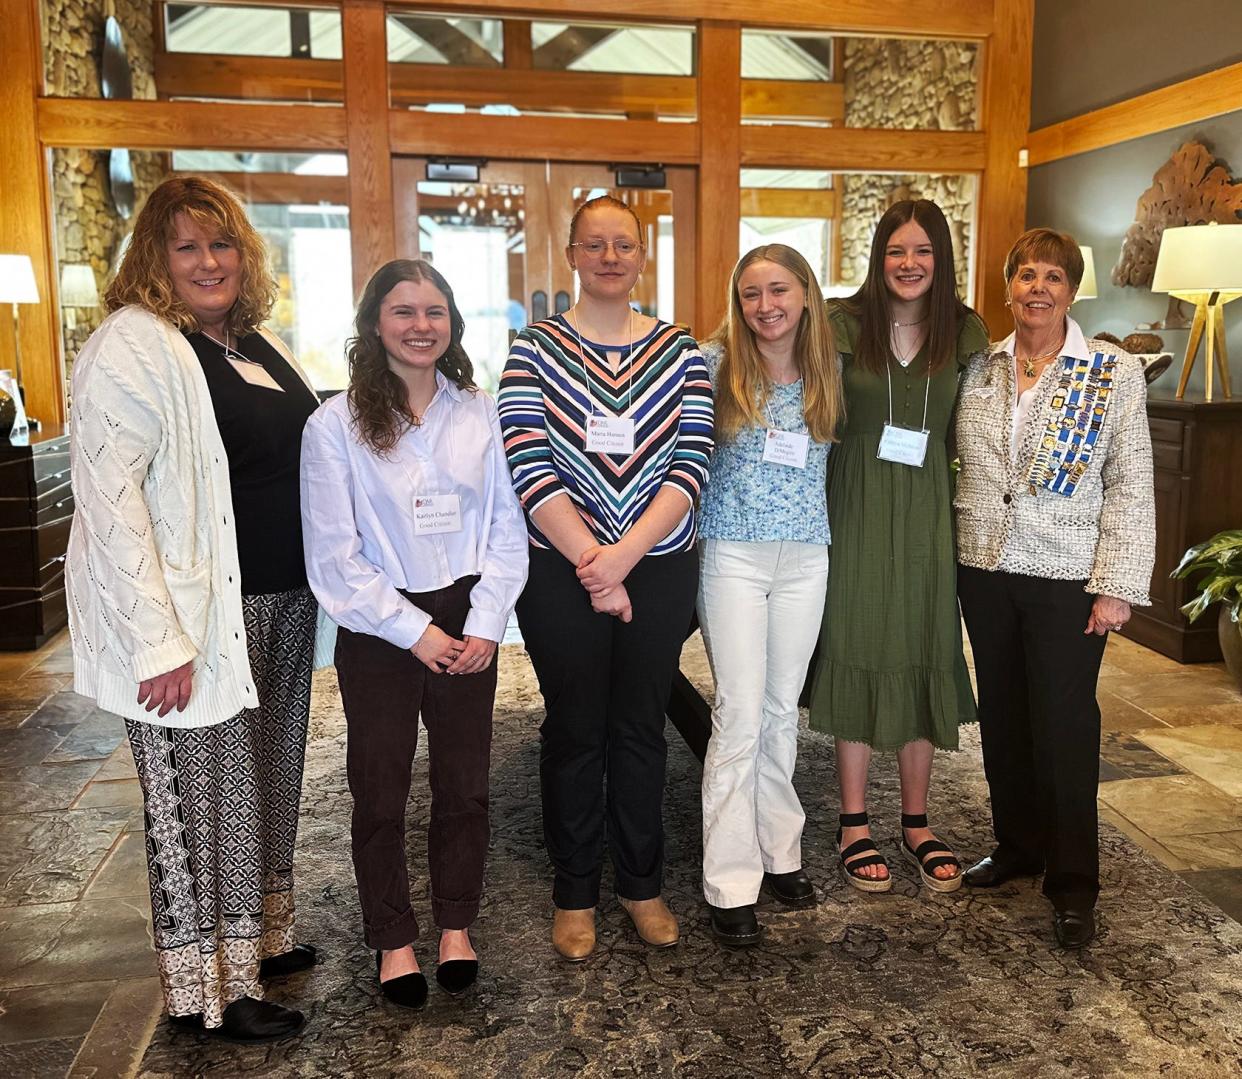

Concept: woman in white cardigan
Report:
left=954, top=227, right=1155, bottom=950
left=67, top=177, right=320, bottom=1042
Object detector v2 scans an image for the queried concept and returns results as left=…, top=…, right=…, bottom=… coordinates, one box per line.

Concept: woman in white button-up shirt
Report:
left=301, top=259, right=528, bottom=1008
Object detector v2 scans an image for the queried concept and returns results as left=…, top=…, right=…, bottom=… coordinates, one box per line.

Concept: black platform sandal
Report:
left=837, top=811, right=892, bottom=893
left=900, top=813, right=962, bottom=893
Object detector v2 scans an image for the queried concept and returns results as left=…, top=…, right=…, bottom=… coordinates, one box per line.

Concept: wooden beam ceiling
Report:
left=390, top=12, right=500, bottom=66
left=532, top=25, right=618, bottom=69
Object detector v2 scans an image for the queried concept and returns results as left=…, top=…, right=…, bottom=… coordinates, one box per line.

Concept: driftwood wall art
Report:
left=1112, top=140, right=1242, bottom=289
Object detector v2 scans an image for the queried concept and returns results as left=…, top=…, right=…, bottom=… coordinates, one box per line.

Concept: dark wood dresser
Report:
left=1125, top=395, right=1242, bottom=663
left=0, top=424, right=72, bottom=650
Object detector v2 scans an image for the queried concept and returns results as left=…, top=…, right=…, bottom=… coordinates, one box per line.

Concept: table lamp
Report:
left=1073, top=246, right=1097, bottom=302
left=0, top=254, right=40, bottom=394
left=59, top=263, right=99, bottom=330
left=1151, top=222, right=1242, bottom=402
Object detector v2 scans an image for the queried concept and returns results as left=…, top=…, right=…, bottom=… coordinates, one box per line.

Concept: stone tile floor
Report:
left=1, top=629, right=1239, bottom=1078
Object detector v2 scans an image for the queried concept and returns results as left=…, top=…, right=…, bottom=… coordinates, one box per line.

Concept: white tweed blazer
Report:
left=67, top=305, right=319, bottom=727
left=953, top=317, right=1155, bottom=605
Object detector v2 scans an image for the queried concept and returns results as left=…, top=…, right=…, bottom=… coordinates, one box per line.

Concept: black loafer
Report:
left=1053, top=908, right=1095, bottom=948
left=709, top=904, right=763, bottom=946
left=176, top=998, right=305, bottom=1043
left=762, top=869, right=817, bottom=907
left=376, top=951, right=428, bottom=1010
left=260, top=943, right=319, bottom=978
left=963, top=855, right=1044, bottom=888
left=435, top=959, right=478, bottom=996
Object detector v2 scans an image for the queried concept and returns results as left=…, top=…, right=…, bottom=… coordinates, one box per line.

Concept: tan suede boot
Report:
left=618, top=896, right=679, bottom=948
left=551, top=907, right=596, bottom=962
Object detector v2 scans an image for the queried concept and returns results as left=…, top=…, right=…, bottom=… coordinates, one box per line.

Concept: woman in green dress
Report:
left=808, top=199, right=988, bottom=894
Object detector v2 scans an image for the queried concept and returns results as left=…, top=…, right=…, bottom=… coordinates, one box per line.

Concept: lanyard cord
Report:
left=200, top=328, right=253, bottom=365
left=885, top=356, right=931, bottom=432
left=568, top=309, right=635, bottom=417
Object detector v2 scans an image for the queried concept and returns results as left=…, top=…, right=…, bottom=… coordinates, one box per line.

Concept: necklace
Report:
left=892, top=315, right=928, bottom=327
left=890, top=322, right=925, bottom=368
left=1018, top=339, right=1064, bottom=378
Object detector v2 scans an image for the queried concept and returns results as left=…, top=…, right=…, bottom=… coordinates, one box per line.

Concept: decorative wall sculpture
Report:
left=1112, top=140, right=1242, bottom=288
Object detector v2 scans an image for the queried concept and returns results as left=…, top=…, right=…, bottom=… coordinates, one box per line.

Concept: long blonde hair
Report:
left=708, top=244, right=842, bottom=444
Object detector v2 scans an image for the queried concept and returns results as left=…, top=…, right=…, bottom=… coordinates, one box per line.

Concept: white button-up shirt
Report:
left=300, top=373, right=529, bottom=649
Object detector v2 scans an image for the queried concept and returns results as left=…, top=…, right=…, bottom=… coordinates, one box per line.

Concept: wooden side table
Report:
left=0, top=424, right=73, bottom=650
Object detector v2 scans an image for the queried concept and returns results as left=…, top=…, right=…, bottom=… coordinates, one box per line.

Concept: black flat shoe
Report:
left=376, top=950, right=428, bottom=1010
left=709, top=904, right=763, bottom=946
left=174, top=998, right=304, bottom=1043
left=762, top=869, right=817, bottom=907
left=435, top=959, right=479, bottom=996
left=1053, top=908, right=1095, bottom=948
left=963, top=854, right=1044, bottom=888
left=260, top=943, right=319, bottom=978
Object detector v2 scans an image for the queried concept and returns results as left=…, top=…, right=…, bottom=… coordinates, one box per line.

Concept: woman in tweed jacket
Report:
left=954, top=227, right=1155, bottom=949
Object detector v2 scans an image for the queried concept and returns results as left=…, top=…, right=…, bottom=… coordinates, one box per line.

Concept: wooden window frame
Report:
left=7, top=0, right=1030, bottom=423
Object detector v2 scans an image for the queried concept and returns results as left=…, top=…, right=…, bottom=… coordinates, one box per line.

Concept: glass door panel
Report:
left=393, top=157, right=695, bottom=389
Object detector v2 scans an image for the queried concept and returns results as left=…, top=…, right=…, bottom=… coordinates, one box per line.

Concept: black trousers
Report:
left=957, top=566, right=1108, bottom=911
left=516, top=545, right=698, bottom=909
left=335, top=576, right=497, bottom=949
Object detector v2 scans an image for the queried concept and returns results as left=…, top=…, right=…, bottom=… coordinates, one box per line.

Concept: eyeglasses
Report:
left=568, top=239, right=643, bottom=259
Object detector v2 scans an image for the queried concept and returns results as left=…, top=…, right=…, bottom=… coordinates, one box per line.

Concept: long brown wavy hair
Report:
left=709, top=244, right=842, bottom=444
left=347, top=259, right=476, bottom=456
left=103, top=175, right=277, bottom=334
left=841, top=199, right=975, bottom=377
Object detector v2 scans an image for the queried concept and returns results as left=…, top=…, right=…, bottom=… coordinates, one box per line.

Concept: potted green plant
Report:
left=1171, top=529, right=1242, bottom=693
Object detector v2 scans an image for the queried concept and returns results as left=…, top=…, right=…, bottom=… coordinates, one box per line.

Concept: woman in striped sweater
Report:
left=498, top=195, right=713, bottom=962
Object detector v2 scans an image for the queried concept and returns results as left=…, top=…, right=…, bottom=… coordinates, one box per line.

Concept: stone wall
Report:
left=837, top=38, right=980, bottom=298
left=42, top=0, right=165, bottom=373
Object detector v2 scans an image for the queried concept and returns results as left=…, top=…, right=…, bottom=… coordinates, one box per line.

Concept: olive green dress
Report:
left=807, top=303, right=989, bottom=750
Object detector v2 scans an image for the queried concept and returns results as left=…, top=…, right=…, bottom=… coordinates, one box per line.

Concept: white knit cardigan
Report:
left=67, top=305, right=325, bottom=727
left=953, top=318, right=1156, bottom=606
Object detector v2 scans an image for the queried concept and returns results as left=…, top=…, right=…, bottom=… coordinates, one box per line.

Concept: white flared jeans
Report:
left=696, top=538, right=829, bottom=908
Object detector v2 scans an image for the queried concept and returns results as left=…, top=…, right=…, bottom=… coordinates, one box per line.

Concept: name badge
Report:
left=762, top=428, right=810, bottom=469
left=585, top=415, right=635, bottom=456
left=412, top=493, right=462, bottom=536
left=227, top=357, right=285, bottom=392
left=876, top=424, right=929, bottom=467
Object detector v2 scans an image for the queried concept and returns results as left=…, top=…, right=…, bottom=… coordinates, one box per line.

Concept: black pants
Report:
left=335, top=577, right=497, bottom=949
left=517, top=545, right=698, bottom=909
left=957, top=566, right=1108, bottom=911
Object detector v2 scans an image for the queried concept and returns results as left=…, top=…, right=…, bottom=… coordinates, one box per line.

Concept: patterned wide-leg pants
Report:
left=126, top=586, right=316, bottom=1026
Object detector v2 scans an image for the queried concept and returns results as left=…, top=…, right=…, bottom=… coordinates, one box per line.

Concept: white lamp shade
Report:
left=60, top=264, right=100, bottom=308
left=1074, top=246, right=1098, bottom=301
left=1151, top=223, right=1242, bottom=294
left=0, top=254, right=39, bottom=304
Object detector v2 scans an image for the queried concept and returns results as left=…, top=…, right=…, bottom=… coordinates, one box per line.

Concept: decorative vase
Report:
left=0, top=385, right=16, bottom=439
left=1219, top=605, right=1242, bottom=696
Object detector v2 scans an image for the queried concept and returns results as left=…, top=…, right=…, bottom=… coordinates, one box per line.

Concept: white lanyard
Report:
left=570, top=310, right=637, bottom=455
left=762, top=397, right=809, bottom=469
left=877, top=358, right=931, bottom=467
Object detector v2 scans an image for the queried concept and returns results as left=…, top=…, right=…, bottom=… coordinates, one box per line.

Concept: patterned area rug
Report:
left=138, top=642, right=1242, bottom=1078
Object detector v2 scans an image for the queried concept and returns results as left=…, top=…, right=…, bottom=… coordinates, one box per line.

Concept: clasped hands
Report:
left=577, top=542, right=637, bottom=623
left=411, top=625, right=496, bottom=674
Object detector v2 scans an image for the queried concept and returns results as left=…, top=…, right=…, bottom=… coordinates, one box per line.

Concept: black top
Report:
left=184, top=330, right=318, bottom=595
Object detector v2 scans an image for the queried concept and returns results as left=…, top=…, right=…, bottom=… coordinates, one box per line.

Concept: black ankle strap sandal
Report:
left=837, top=811, right=893, bottom=894
left=901, top=813, right=962, bottom=893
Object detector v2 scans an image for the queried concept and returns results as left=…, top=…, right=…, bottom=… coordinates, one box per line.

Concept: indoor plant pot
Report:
left=1172, top=529, right=1242, bottom=694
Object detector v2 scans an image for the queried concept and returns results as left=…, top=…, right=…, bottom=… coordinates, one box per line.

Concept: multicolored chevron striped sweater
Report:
left=498, top=315, right=714, bottom=554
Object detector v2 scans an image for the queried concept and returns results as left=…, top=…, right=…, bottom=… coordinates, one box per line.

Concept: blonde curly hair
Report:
left=104, top=175, right=277, bottom=334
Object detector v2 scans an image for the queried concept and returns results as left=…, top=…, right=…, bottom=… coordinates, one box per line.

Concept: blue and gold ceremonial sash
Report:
left=1025, top=351, right=1117, bottom=497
